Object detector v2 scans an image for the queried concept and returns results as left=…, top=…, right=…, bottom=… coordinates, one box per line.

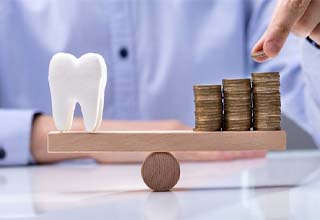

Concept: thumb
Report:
left=252, top=27, right=292, bottom=62
left=252, top=21, right=300, bottom=63
left=252, top=31, right=269, bottom=62
left=262, top=25, right=291, bottom=58
left=252, top=16, right=293, bottom=61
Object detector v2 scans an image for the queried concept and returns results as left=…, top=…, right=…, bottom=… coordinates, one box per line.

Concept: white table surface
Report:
left=1, top=150, right=320, bottom=220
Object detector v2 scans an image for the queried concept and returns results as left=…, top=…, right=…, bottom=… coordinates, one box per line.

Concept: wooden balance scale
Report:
left=47, top=130, right=286, bottom=191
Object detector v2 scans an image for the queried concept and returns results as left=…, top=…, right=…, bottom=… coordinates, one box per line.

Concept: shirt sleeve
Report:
left=246, top=0, right=320, bottom=148
left=0, top=109, right=40, bottom=166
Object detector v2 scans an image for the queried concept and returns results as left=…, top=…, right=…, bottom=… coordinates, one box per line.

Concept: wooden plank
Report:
left=47, top=130, right=286, bottom=152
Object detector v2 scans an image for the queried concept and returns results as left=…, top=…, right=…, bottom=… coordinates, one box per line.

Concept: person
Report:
left=0, top=0, right=319, bottom=166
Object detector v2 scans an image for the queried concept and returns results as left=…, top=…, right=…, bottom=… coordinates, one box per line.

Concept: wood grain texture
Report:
left=141, top=152, right=180, bottom=192
left=47, top=130, right=286, bottom=152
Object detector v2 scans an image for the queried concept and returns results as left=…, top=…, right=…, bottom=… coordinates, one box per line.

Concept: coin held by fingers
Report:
left=251, top=50, right=268, bottom=62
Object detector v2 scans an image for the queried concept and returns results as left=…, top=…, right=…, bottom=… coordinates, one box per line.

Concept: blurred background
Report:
left=283, top=116, right=316, bottom=150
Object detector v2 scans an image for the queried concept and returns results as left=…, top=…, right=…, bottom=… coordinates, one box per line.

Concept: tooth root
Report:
left=51, top=95, right=76, bottom=132
left=49, top=53, right=77, bottom=132
left=95, top=95, right=105, bottom=131
left=79, top=95, right=101, bottom=132
left=77, top=54, right=106, bottom=132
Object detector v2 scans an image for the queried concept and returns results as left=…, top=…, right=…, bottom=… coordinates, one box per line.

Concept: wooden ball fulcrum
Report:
left=141, top=152, right=180, bottom=192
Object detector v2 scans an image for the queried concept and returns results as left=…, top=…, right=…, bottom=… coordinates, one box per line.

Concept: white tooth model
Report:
left=48, top=53, right=107, bottom=132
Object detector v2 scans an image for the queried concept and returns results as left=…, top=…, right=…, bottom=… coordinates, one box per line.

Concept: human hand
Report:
left=252, top=0, right=320, bottom=62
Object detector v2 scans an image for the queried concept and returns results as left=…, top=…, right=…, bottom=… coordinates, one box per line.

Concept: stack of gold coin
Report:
left=193, top=85, right=222, bottom=131
left=252, top=72, right=281, bottom=130
left=222, top=79, right=252, bottom=131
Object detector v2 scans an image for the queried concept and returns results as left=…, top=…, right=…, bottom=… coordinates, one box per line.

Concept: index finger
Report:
left=253, top=0, right=311, bottom=60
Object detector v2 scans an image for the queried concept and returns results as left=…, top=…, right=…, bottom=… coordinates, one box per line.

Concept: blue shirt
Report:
left=0, top=0, right=319, bottom=165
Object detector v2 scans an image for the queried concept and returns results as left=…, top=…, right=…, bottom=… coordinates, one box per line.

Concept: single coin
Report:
left=253, top=81, right=280, bottom=87
left=195, top=100, right=222, bottom=104
left=253, top=126, right=281, bottom=131
left=222, top=79, right=251, bottom=87
left=193, top=128, right=221, bottom=131
left=193, top=85, right=221, bottom=89
left=194, top=97, right=222, bottom=101
left=252, top=72, right=280, bottom=78
left=251, top=50, right=267, bottom=59
left=223, top=126, right=251, bottom=131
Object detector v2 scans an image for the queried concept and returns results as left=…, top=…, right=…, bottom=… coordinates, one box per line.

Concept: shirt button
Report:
left=119, top=47, right=129, bottom=59
left=0, top=148, right=6, bottom=160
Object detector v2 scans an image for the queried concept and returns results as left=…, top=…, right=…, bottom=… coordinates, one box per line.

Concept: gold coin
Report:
left=251, top=72, right=279, bottom=79
left=193, top=85, right=221, bottom=89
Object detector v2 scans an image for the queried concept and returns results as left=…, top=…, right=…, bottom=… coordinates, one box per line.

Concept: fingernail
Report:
left=264, top=41, right=281, bottom=56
